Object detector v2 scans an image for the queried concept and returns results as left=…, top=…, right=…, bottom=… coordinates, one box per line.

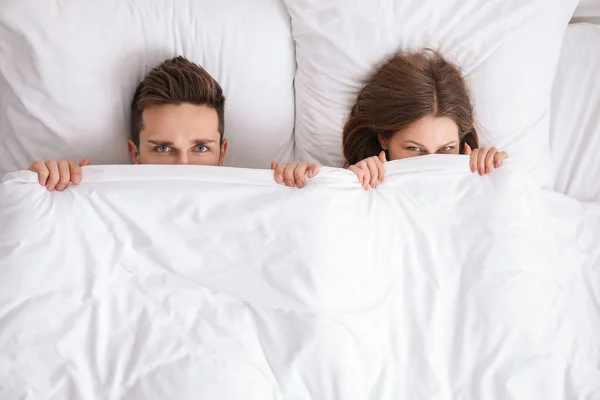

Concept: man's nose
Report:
left=176, top=152, right=189, bottom=165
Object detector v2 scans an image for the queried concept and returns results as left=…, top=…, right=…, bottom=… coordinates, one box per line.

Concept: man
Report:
left=28, top=56, right=320, bottom=190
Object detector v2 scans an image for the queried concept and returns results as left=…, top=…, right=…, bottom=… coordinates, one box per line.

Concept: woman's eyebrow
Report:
left=405, top=140, right=426, bottom=147
left=404, top=140, right=458, bottom=149
left=438, top=140, right=458, bottom=147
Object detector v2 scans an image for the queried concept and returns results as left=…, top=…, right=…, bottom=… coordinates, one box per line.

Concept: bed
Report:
left=1, top=1, right=599, bottom=399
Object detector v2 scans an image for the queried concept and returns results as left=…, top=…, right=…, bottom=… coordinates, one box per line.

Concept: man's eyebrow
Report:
left=191, top=139, right=217, bottom=145
left=146, top=139, right=218, bottom=146
left=148, top=140, right=174, bottom=145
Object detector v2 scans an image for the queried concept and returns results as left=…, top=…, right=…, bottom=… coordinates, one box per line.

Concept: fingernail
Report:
left=275, top=174, right=282, bottom=182
left=479, top=168, right=484, bottom=175
left=47, top=185, right=54, bottom=191
left=296, top=180, right=303, bottom=188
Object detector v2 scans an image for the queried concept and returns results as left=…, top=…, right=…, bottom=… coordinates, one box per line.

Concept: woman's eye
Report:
left=155, top=145, right=170, bottom=153
left=194, top=145, right=208, bottom=153
left=407, top=146, right=421, bottom=152
left=440, top=146, right=453, bottom=152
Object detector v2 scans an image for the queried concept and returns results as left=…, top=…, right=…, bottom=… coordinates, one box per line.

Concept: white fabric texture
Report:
left=550, top=23, right=600, bottom=202
left=1, top=158, right=599, bottom=399
left=0, top=0, right=295, bottom=174
left=284, top=0, right=577, bottom=187
left=574, top=0, right=600, bottom=17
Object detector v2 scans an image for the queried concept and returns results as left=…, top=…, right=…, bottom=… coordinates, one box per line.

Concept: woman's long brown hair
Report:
left=342, top=49, right=479, bottom=166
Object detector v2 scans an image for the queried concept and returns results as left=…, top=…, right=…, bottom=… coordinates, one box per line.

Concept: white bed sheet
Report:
left=1, top=158, right=599, bottom=399
left=550, top=23, right=600, bottom=202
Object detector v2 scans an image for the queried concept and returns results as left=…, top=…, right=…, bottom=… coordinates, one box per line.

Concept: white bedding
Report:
left=550, top=23, right=600, bottom=202
left=1, top=158, right=599, bottom=399
left=284, top=0, right=576, bottom=187
left=0, top=0, right=296, bottom=173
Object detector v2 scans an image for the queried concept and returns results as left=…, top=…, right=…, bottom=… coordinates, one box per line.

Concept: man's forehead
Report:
left=140, top=129, right=221, bottom=143
left=140, top=103, right=221, bottom=142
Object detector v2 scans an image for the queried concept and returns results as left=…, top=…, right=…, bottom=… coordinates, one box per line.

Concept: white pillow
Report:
left=0, top=0, right=295, bottom=174
left=574, top=0, right=600, bottom=18
left=550, top=23, right=600, bottom=202
left=284, top=0, right=577, bottom=187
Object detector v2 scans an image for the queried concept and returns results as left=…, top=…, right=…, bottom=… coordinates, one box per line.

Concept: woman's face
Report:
left=379, top=116, right=461, bottom=160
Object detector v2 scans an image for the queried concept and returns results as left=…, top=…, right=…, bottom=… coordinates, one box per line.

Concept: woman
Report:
left=273, top=49, right=507, bottom=189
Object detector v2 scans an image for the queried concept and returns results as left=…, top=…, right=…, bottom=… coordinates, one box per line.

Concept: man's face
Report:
left=128, top=103, right=227, bottom=166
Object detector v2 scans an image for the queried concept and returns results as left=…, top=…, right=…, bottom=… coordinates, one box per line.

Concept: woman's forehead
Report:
left=396, top=116, right=459, bottom=143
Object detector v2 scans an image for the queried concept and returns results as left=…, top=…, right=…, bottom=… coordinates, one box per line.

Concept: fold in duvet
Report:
left=1, top=156, right=599, bottom=399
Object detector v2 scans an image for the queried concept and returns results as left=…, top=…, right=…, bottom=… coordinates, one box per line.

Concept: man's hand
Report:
left=271, top=161, right=321, bottom=189
left=28, top=158, right=91, bottom=191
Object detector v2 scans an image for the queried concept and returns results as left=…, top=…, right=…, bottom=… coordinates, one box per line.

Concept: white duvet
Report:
left=1, top=156, right=599, bottom=400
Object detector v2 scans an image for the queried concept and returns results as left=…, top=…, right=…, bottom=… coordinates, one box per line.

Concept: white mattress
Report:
left=1, top=158, right=599, bottom=399
left=550, top=23, right=600, bottom=202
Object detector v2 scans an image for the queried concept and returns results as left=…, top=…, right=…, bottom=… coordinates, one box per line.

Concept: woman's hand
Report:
left=271, top=161, right=321, bottom=188
left=28, top=158, right=91, bottom=191
left=348, top=151, right=387, bottom=190
left=465, top=144, right=508, bottom=175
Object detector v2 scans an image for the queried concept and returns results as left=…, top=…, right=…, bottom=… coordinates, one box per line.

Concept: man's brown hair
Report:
left=130, top=56, right=225, bottom=146
left=342, top=49, right=479, bottom=166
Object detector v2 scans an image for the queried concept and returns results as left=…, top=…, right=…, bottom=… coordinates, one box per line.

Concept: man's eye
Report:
left=155, top=145, right=170, bottom=153
left=194, top=145, right=208, bottom=153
